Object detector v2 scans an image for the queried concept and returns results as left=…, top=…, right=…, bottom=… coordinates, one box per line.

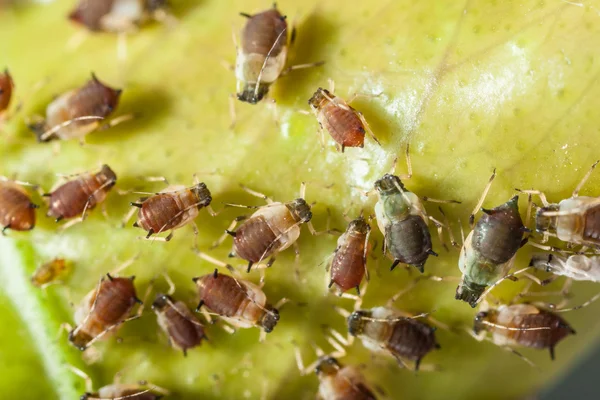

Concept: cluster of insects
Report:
left=2, top=2, right=599, bottom=399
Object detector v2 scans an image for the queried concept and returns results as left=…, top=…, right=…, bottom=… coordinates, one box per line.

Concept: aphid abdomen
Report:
left=69, top=0, right=115, bottom=30
left=0, top=183, right=36, bottom=231
left=496, top=309, right=574, bottom=350
left=234, top=215, right=280, bottom=262
left=472, top=215, right=523, bottom=265
left=386, top=319, right=437, bottom=361
left=138, top=194, right=185, bottom=233
left=386, top=215, right=432, bottom=267
left=0, top=70, right=13, bottom=112
left=197, top=274, right=250, bottom=318
left=583, top=204, right=600, bottom=244
left=48, top=176, right=106, bottom=219
left=161, top=302, right=205, bottom=351
left=321, top=368, right=377, bottom=400
left=322, top=103, right=365, bottom=148
left=92, top=277, right=138, bottom=325
left=242, top=9, right=287, bottom=57
left=331, top=234, right=367, bottom=291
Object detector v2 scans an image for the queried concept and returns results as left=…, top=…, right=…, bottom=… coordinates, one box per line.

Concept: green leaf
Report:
left=2, top=0, right=600, bottom=399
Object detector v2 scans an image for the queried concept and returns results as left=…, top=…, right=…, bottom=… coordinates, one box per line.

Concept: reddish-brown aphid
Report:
left=29, top=74, right=121, bottom=142
left=329, top=216, right=371, bottom=295
left=44, top=164, right=117, bottom=223
left=0, top=179, right=38, bottom=233
left=193, top=269, right=280, bottom=333
left=473, top=303, right=576, bottom=360
left=0, top=69, right=14, bottom=114
left=152, top=293, right=206, bottom=356
left=309, top=87, right=380, bottom=152
left=69, top=273, right=142, bottom=350
left=69, top=0, right=168, bottom=32
left=130, top=182, right=213, bottom=240
left=315, top=357, right=377, bottom=400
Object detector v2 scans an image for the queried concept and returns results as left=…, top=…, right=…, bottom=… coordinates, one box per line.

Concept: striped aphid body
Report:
left=46, top=164, right=117, bottom=221
left=30, top=74, right=121, bottom=142
left=69, top=274, right=140, bottom=350
left=329, top=217, right=371, bottom=294
left=348, top=306, right=439, bottom=370
left=315, top=357, right=377, bottom=400
left=193, top=271, right=279, bottom=333
left=536, top=197, right=600, bottom=247
left=0, top=180, right=37, bottom=232
left=69, top=0, right=167, bottom=32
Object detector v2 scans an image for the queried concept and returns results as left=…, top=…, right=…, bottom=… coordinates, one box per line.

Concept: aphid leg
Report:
left=67, top=365, right=94, bottom=393
left=240, top=184, right=274, bottom=204
left=293, top=241, right=301, bottom=282
left=503, top=347, right=538, bottom=369
left=280, top=60, right=325, bottom=76
left=329, top=327, right=354, bottom=347
left=473, top=266, right=532, bottom=307
left=469, top=168, right=497, bottom=227
left=163, top=272, right=176, bottom=296
left=515, top=189, right=550, bottom=207
left=212, top=216, right=247, bottom=249
left=438, top=207, right=460, bottom=249
left=121, top=205, right=138, bottom=228
left=58, top=217, right=84, bottom=231
left=572, top=160, right=600, bottom=197
left=527, top=240, right=563, bottom=253
left=139, top=231, right=174, bottom=242
left=229, top=93, right=237, bottom=129
left=100, top=113, right=135, bottom=131
left=429, top=215, right=448, bottom=252
left=357, top=110, right=381, bottom=146
left=109, top=254, right=139, bottom=276
left=37, top=115, right=105, bottom=142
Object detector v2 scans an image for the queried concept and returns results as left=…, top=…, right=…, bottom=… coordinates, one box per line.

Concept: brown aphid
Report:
left=69, top=274, right=142, bottom=351
left=309, top=88, right=379, bottom=152
left=348, top=306, right=439, bottom=370
left=81, top=384, right=163, bottom=400
left=473, top=303, right=576, bottom=361
left=130, top=182, right=213, bottom=240
left=69, top=0, right=168, bottom=32
left=31, top=258, right=68, bottom=288
left=329, top=216, right=371, bottom=295
left=0, top=69, right=14, bottom=114
left=0, top=180, right=38, bottom=233
left=315, top=357, right=377, bottom=400
left=44, top=164, right=117, bottom=223
left=29, top=74, right=121, bottom=142
left=193, top=269, right=280, bottom=333
left=152, top=293, right=206, bottom=356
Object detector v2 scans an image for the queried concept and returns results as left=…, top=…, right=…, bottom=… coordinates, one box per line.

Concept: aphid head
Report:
left=473, top=311, right=490, bottom=334
left=529, top=253, right=554, bottom=272
left=308, top=88, right=331, bottom=110
left=151, top=293, right=173, bottom=311
left=535, top=204, right=560, bottom=234
left=348, top=216, right=371, bottom=235
left=287, top=198, right=312, bottom=223
left=99, top=164, right=117, bottom=187
left=347, top=310, right=369, bottom=336
left=88, top=73, right=123, bottom=115
left=260, top=307, right=280, bottom=333
left=79, top=393, right=92, bottom=400
left=191, top=182, right=212, bottom=208
left=237, top=82, right=270, bottom=104
left=374, top=174, right=405, bottom=195
left=455, top=279, right=487, bottom=308
left=315, top=356, right=341, bottom=376
left=68, top=328, right=92, bottom=351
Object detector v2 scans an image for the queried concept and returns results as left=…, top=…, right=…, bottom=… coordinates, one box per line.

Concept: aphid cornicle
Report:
left=530, top=252, right=600, bottom=282
left=45, top=164, right=117, bottom=223
left=328, top=216, right=371, bottom=294
left=456, top=171, right=527, bottom=307
left=129, top=181, right=213, bottom=240
left=0, top=179, right=38, bottom=233
left=81, top=384, right=163, bottom=400
left=473, top=303, right=576, bottom=360
left=152, top=293, right=206, bottom=356
left=31, top=258, right=68, bottom=288
left=69, top=0, right=168, bottom=32
left=348, top=307, right=439, bottom=371
left=0, top=69, right=14, bottom=114
left=193, top=270, right=280, bottom=333
left=315, top=357, right=377, bottom=400
left=69, top=273, right=142, bottom=351
left=308, top=86, right=380, bottom=152
left=520, top=161, right=600, bottom=248
left=29, top=74, right=121, bottom=142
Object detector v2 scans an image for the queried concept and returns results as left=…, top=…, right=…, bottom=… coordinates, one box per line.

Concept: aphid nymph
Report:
left=314, top=357, right=377, bottom=400
left=0, top=69, right=14, bottom=115
left=69, top=0, right=169, bottom=32
left=0, top=178, right=38, bottom=233
left=31, top=258, right=68, bottom=288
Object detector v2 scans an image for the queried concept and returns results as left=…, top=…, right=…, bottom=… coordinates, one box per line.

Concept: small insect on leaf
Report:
left=31, top=258, right=69, bottom=288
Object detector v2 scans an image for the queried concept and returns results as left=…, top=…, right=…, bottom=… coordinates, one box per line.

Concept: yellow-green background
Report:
left=2, top=0, right=600, bottom=399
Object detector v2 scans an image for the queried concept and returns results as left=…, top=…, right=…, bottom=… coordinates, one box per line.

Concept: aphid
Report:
left=44, top=164, right=117, bottom=227
left=29, top=74, right=122, bottom=142
left=69, top=272, right=142, bottom=351
left=328, top=215, right=371, bottom=295
left=0, top=69, right=14, bottom=115
left=211, top=182, right=319, bottom=272
left=456, top=170, right=527, bottom=307
left=308, top=81, right=380, bottom=152
left=519, top=160, right=600, bottom=248
left=0, top=178, right=38, bottom=233
left=314, top=357, right=377, bottom=400
left=127, top=177, right=215, bottom=241
left=472, top=303, right=575, bottom=361
left=530, top=252, right=600, bottom=282
left=373, top=146, right=458, bottom=273
left=152, top=275, right=207, bottom=356
left=69, top=0, right=168, bottom=32
left=235, top=4, right=322, bottom=104
left=71, top=366, right=168, bottom=400
left=31, top=258, right=68, bottom=288
left=193, top=269, right=280, bottom=335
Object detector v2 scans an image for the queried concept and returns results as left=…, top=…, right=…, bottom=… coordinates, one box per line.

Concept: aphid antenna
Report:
left=38, top=115, right=105, bottom=142
left=469, top=168, right=497, bottom=227
left=83, top=313, right=143, bottom=351
left=67, top=364, right=94, bottom=393
left=254, top=27, right=288, bottom=98
left=79, top=179, right=116, bottom=222
left=550, top=290, right=600, bottom=313
left=70, top=276, right=105, bottom=341
left=482, top=320, right=552, bottom=332
left=110, top=254, right=140, bottom=277
left=229, top=270, right=279, bottom=320
left=473, top=266, right=533, bottom=307
left=572, top=159, right=600, bottom=197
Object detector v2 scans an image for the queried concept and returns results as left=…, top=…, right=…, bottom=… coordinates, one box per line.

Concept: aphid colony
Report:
left=2, top=2, right=599, bottom=399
